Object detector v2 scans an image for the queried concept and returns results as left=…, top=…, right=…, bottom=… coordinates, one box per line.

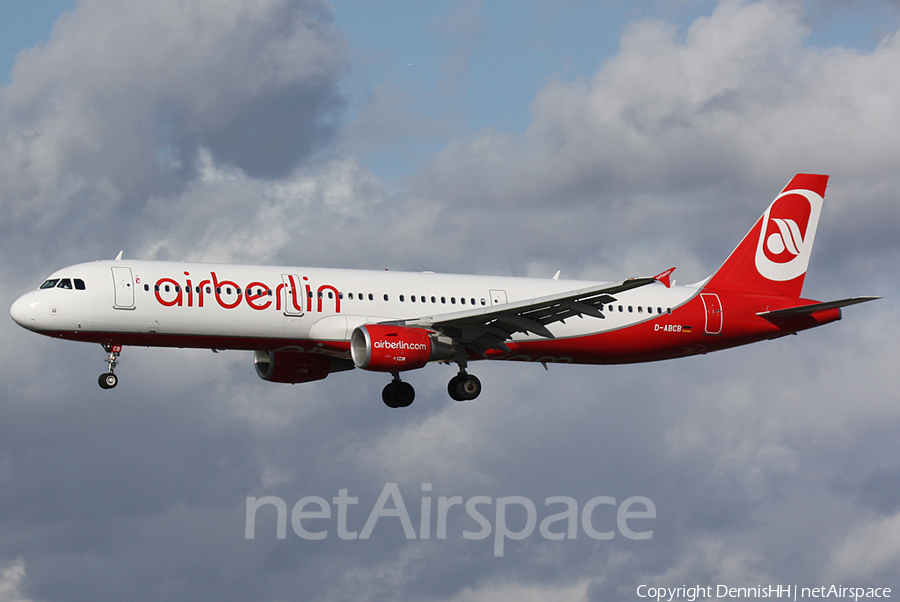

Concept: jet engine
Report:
left=350, top=324, right=454, bottom=372
left=254, top=350, right=353, bottom=384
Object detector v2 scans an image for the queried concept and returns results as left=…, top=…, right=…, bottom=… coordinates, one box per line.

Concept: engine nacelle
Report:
left=350, top=324, right=454, bottom=372
left=254, top=350, right=352, bottom=384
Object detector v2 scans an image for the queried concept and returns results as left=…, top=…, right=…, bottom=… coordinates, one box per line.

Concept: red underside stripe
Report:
left=34, top=296, right=840, bottom=366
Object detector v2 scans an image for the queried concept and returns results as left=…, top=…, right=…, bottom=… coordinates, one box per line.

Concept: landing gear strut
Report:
left=447, top=357, right=481, bottom=402
left=382, top=373, right=415, bottom=408
left=99, top=343, right=121, bottom=389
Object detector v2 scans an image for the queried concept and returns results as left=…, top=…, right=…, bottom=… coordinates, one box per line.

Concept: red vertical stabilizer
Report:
left=705, top=174, right=828, bottom=297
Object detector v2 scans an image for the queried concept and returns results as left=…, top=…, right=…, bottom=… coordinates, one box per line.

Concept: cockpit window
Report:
left=38, top=278, right=85, bottom=290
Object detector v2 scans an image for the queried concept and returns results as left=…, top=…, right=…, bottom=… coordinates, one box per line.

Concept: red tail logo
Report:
left=754, top=187, right=821, bottom=283
left=764, top=191, right=813, bottom=261
left=707, top=174, right=827, bottom=298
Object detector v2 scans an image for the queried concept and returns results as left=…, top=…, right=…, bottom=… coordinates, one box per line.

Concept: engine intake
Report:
left=350, top=325, right=454, bottom=372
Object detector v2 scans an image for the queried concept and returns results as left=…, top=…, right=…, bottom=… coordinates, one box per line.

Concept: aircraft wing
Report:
left=387, top=277, right=657, bottom=354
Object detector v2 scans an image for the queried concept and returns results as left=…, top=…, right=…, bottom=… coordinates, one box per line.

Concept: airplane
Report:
left=10, top=174, right=878, bottom=408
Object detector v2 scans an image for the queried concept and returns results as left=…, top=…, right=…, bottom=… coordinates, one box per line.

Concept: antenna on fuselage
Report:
left=114, top=250, right=123, bottom=261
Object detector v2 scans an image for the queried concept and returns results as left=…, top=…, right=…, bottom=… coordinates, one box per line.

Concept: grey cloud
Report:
left=409, top=0, right=900, bottom=281
left=0, top=0, right=345, bottom=271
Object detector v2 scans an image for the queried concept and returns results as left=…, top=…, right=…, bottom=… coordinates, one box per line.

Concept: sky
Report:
left=1, top=1, right=899, bottom=601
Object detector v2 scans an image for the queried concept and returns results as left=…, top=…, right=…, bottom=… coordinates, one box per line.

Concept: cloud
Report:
left=0, top=0, right=346, bottom=269
left=411, top=0, right=900, bottom=281
left=826, top=510, right=900, bottom=581
left=0, top=559, right=35, bottom=602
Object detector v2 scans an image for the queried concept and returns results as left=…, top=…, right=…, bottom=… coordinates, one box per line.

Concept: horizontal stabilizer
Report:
left=757, top=296, right=880, bottom=319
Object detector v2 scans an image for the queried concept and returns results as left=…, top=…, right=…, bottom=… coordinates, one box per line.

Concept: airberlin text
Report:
left=244, top=483, right=655, bottom=557
left=373, top=340, right=428, bottom=351
left=152, top=272, right=340, bottom=313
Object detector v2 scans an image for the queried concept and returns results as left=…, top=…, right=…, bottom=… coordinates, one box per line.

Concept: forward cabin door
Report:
left=701, top=293, right=723, bottom=335
left=111, top=267, right=135, bottom=309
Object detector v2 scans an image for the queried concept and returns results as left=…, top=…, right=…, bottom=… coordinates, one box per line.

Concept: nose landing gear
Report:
left=98, top=343, right=121, bottom=389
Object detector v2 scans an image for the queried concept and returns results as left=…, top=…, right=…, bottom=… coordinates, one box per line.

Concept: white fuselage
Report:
left=12, top=259, right=698, bottom=350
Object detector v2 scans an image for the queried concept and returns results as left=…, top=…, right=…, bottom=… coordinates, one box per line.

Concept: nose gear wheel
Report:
left=99, top=343, right=121, bottom=389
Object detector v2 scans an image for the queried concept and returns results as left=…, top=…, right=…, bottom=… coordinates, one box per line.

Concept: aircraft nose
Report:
left=10, top=293, right=37, bottom=330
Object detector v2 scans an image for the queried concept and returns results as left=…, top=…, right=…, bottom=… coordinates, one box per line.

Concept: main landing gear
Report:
left=380, top=361, right=483, bottom=408
left=448, top=371, right=481, bottom=402
left=98, top=343, right=121, bottom=389
left=447, top=356, right=481, bottom=402
left=382, top=373, right=415, bottom=408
